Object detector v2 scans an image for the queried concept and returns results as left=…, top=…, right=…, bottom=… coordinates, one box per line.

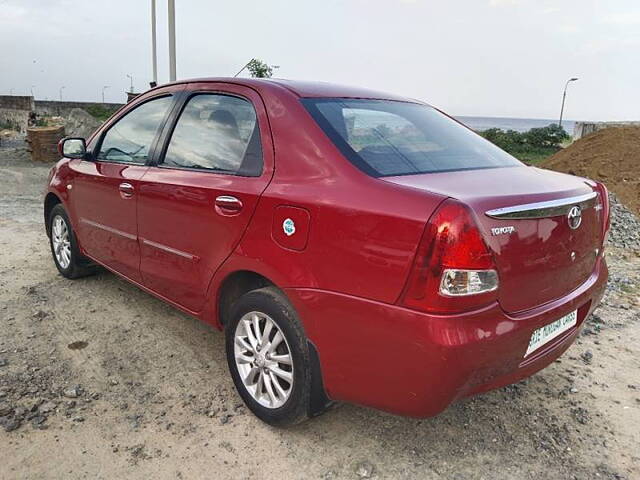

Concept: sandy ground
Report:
left=1, top=142, right=639, bottom=480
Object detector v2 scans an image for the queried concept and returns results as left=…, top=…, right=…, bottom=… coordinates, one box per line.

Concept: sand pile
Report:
left=542, top=126, right=640, bottom=215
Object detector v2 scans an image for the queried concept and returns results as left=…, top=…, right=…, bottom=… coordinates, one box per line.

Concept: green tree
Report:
left=246, top=59, right=273, bottom=78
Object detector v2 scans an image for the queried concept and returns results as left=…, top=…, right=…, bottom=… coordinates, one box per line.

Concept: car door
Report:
left=69, top=89, right=180, bottom=282
left=136, top=83, right=274, bottom=312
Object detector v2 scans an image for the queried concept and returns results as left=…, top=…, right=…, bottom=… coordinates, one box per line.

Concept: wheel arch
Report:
left=44, top=192, right=62, bottom=237
left=216, top=270, right=276, bottom=328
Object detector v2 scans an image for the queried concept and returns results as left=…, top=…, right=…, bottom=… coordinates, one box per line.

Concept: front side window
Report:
left=97, top=96, right=173, bottom=164
left=303, top=99, right=522, bottom=177
left=162, top=94, right=262, bottom=176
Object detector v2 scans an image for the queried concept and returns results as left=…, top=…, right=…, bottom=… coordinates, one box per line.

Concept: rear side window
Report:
left=302, top=99, right=522, bottom=177
left=97, top=96, right=173, bottom=165
left=161, top=94, right=263, bottom=176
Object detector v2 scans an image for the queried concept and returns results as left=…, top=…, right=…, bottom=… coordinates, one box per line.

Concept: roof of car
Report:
left=166, top=77, right=417, bottom=102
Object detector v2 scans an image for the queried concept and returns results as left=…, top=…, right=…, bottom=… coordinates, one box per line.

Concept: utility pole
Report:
left=59, top=86, right=65, bottom=101
left=102, top=85, right=110, bottom=103
left=126, top=74, right=134, bottom=93
left=168, top=0, right=176, bottom=82
left=151, top=0, right=158, bottom=86
left=559, top=77, right=578, bottom=128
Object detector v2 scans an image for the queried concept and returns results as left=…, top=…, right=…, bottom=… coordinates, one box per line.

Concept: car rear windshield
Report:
left=302, top=98, right=522, bottom=177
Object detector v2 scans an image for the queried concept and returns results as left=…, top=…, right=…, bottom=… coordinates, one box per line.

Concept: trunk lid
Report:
left=384, top=166, right=601, bottom=313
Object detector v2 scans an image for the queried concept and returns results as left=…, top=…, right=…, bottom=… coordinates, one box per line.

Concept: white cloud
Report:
left=558, top=24, right=580, bottom=34
left=604, top=11, right=640, bottom=25
left=489, top=0, right=519, bottom=6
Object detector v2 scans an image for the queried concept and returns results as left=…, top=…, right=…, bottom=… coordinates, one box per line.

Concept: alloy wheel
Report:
left=52, top=215, right=72, bottom=269
left=234, top=311, right=294, bottom=409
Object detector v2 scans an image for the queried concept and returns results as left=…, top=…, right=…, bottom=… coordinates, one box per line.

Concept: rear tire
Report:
left=225, top=287, right=313, bottom=426
left=48, top=204, right=95, bottom=279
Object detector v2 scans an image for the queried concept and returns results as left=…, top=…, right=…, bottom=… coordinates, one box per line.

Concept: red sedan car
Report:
left=45, top=78, right=609, bottom=425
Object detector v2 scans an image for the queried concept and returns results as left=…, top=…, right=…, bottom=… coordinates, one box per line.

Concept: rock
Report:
left=63, top=108, right=102, bottom=138
left=0, top=358, right=7, bottom=367
left=31, top=415, right=47, bottom=426
left=607, top=194, right=640, bottom=250
left=355, top=461, right=375, bottom=478
left=40, top=401, right=57, bottom=413
left=0, top=403, right=13, bottom=416
left=32, top=310, right=48, bottom=320
left=581, top=351, right=593, bottom=364
left=220, top=414, right=232, bottom=425
left=63, top=387, right=79, bottom=398
left=571, top=407, right=590, bottom=425
left=0, top=416, right=21, bottom=432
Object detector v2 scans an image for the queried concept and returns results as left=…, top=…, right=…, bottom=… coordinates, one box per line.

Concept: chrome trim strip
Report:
left=141, top=238, right=197, bottom=261
left=80, top=218, right=137, bottom=241
left=485, top=191, right=597, bottom=219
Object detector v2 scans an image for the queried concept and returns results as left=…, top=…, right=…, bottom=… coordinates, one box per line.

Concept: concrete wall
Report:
left=0, top=96, right=125, bottom=134
left=0, top=95, right=35, bottom=133
left=574, top=121, right=640, bottom=140
left=34, top=100, right=124, bottom=118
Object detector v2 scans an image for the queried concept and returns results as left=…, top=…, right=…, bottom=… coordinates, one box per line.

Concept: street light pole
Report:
left=559, top=77, right=578, bottom=128
left=151, top=0, right=158, bottom=86
left=126, top=74, right=134, bottom=93
left=168, top=0, right=176, bottom=82
left=59, top=86, right=65, bottom=101
left=102, top=85, right=110, bottom=103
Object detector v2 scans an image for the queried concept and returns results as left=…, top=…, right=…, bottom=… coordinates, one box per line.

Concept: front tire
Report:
left=48, top=204, right=95, bottom=279
left=225, top=287, right=312, bottom=426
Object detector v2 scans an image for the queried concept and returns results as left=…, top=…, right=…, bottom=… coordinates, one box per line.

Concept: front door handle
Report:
left=215, top=195, right=243, bottom=215
left=119, top=182, right=134, bottom=198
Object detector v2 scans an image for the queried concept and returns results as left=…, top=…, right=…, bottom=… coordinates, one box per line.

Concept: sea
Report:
left=455, top=116, right=575, bottom=134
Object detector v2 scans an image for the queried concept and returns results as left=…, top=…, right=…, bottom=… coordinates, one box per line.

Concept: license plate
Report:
left=525, top=310, right=577, bottom=357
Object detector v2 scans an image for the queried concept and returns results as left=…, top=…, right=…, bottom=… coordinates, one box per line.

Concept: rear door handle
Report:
left=119, top=182, right=134, bottom=198
left=215, top=195, right=243, bottom=215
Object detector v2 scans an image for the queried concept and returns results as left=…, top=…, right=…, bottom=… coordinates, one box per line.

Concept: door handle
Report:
left=215, top=195, right=243, bottom=215
left=119, top=182, right=134, bottom=198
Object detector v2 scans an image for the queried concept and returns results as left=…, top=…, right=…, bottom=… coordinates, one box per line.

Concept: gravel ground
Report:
left=1, top=141, right=639, bottom=479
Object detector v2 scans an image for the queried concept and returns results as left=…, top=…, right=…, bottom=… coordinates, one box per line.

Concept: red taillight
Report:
left=400, top=199, right=498, bottom=314
left=594, top=182, right=610, bottom=248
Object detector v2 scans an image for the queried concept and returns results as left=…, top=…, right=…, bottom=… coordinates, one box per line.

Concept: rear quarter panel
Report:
left=217, top=86, right=445, bottom=304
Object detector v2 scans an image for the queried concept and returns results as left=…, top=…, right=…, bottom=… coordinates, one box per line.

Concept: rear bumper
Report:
left=285, top=257, right=608, bottom=417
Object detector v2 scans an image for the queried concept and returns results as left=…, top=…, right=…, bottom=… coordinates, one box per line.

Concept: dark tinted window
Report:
left=162, top=94, right=262, bottom=176
left=97, top=96, right=172, bottom=164
left=303, top=99, right=522, bottom=177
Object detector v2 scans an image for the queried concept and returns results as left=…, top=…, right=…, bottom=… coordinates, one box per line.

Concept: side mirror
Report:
left=58, top=137, right=88, bottom=159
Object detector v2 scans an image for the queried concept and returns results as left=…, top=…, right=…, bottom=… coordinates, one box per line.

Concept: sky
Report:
left=1, top=0, right=639, bottom=122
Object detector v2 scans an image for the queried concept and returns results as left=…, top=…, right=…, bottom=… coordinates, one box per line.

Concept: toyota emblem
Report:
left=567, top=205, right=582, bottom=229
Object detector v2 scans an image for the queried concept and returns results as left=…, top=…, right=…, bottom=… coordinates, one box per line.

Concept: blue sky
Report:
left=1, top=0, right=638, bottom=121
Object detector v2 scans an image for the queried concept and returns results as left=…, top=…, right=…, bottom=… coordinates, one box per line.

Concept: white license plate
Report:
left=525, top=310, right=577, bottom=357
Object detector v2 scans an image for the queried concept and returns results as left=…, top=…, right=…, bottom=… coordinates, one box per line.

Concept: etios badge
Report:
left=567, top=206, right=582, bottom=230
left=282, top=218, right=296, bottom=237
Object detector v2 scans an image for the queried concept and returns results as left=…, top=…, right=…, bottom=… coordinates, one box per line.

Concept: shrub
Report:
left=479, top=124, right=569, bottom=163
left=524, top=124, right=569, bottom=148
left=86, top=104, right=118, bottom=121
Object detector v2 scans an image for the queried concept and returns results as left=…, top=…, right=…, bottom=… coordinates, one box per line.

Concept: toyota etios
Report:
left=45, top=78, right=609, bottom=425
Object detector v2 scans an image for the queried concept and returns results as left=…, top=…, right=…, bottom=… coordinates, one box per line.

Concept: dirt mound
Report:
left=542, top=126, right=640, bottom=215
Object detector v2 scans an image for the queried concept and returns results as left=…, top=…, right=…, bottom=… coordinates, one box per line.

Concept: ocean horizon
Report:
left=455, top=115, right=575, bottom=134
